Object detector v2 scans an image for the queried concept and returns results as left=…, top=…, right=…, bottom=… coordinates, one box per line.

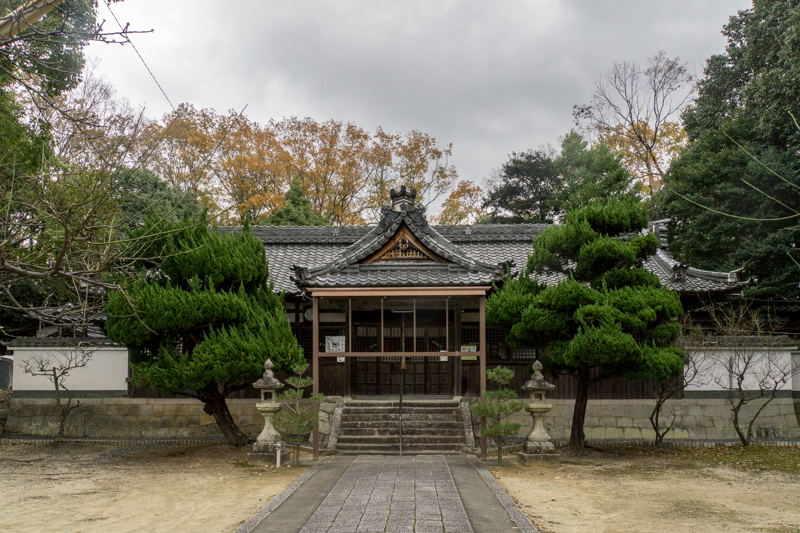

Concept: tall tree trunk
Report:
left=497, top=437, right=503, bottom=466
left=732, top=403, right=749, bottom=447
left=570, top=368, right=591, bottom=449
left=201, top=388, right=249, bottom=446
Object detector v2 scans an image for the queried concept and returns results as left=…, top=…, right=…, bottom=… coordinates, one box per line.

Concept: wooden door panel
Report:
left=353, top=356, right=452, bottom=396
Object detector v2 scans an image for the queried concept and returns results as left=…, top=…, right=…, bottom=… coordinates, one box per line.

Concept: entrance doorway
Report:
left=353, top=356, right=452, bottom=396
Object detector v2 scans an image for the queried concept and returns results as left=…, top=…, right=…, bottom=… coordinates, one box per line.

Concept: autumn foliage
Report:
left=136, top=105, right=475, bottom=225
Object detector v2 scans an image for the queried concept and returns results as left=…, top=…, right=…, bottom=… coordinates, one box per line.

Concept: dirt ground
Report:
left=2, top=443, right=799, bottom=533
left=0, top=443, right=305, bottom=533
left=492, top=446, right=800, bottom=533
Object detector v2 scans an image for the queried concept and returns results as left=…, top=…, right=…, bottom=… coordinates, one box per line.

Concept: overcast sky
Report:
left=87, top=0, right=752, bottom=191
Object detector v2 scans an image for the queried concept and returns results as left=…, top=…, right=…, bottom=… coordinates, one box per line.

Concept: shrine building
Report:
left=239, top=187, right=747, bottom=401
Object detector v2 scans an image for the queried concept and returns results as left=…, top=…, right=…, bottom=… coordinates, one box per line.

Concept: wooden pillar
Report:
left=479, top=295, right=487, bottom=461
left=345, top=298, right=352, bottom=397
left=453, top=300, right=462, bottom=397
left=312, top=296, right=319, bottom=462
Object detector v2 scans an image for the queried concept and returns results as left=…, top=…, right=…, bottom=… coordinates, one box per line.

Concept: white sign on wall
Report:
left=325, top=336, right=345, bottom=353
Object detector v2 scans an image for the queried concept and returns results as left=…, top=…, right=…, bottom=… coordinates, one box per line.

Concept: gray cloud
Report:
left=89, top=0, right=749, bottom=190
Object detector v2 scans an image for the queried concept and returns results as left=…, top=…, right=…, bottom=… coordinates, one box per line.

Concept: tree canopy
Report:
left=137, top=108, right=477, bottom=225
left=259, top=179, right=328, bottom=226
left=482, top=132, right=635, bottom=224
left=655, top=0, right=800, bottom=300
left=487, top=199, right=684, bottom=448
left=573, top=51, right=694, bottom=195
left=106, top=217, right=303, bottom=445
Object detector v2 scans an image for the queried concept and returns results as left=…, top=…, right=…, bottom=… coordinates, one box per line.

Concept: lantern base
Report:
left=248, top=443, right=290, bottom=465
left=517, top=451, right=559, bottom=465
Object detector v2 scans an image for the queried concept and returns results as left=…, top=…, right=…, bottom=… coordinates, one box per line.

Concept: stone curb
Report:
left=472, top=457, right=539, bottom=533
left=550, top=438, right=800, bottom=448
left=0, top=436, right=227, bottom=446
left=234, top=460, right=323, bottom=533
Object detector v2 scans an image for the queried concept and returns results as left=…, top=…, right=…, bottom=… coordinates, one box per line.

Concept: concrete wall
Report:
left=7, top=395, right=800, bottom=443
left=499, top=398, right=800, bottom=443
left=5, top=397, right=340, bottom=442
left=11, top=346, right=129, bottom=394
left=6, top=398, right=262, bottom=439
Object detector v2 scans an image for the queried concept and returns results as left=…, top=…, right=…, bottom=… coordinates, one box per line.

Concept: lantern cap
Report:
left=521, top=360, right=555, bottom=393
left=253, top=358, right=284, bottom=390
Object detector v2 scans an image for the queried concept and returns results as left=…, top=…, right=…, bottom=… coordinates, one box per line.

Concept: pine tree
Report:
left=487, top=198, right=684, bottom=449
left=472, top=366, right=526, bottom=466
left=272, top=361, right=323, bottom=466
left=106, top=215, right=303, bottom=445
left=259, top=180, right=328, bottom=226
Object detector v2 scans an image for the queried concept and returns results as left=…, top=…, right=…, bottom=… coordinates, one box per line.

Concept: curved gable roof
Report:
left=221, top=220, right=747, bottom=297
left=290, top=207, right=510, bottom=290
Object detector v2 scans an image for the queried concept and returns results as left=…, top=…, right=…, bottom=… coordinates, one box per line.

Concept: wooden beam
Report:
left=346, top=298, right=352, bottom=397
left=0, top=0, right=64, bottom=41
left=312, top=296, right=319, bottom=462
left=480, top=295, right=487, bottom=461
left=317, top=351, right=469, bottom=357
left=308, top=287, right=491, bottom=297
left=362, top=223, right=447, bottom=264
left=413, top=297, right=417, bottom=353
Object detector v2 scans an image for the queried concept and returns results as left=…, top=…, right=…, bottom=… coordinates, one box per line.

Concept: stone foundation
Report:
left=7, top=396, right=799, bottom=443
left=6, top=397, right=339, bottom=442
left=473, top=398, right=800, bottom=443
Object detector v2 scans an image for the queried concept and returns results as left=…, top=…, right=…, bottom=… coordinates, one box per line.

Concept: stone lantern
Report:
left=517, top=360, right=558, bottom=464
left=250, top=359, right=284, bottom=458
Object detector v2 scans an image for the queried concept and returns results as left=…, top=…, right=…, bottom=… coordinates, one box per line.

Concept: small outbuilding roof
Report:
left=4, top=337, right=124, bottom=348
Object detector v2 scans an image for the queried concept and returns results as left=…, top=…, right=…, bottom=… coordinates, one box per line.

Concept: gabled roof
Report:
left=290, top=206, right=510, bottom=291
left=645, top=220, right=749, bottom=294
left=221, top=217, right=747, bottom=297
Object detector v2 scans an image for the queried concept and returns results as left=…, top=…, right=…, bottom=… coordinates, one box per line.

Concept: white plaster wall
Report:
left=683, top=346, right=798, bottom=392
left=793, top=352, right=800, bottom=392
left=11, top=346, right=129, bottom=391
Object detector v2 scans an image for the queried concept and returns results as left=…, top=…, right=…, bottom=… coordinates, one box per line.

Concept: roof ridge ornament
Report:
left=390, top=185, right=417, bottom=212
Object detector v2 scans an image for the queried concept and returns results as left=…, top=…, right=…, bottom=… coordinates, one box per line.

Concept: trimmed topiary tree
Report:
left=472, top=366, right=526, bottom=465
left=487, top=198, right=684, bottom=449
left=272, top=361, right=324, bottom=465
left=106, top=216, right=303, bottom=446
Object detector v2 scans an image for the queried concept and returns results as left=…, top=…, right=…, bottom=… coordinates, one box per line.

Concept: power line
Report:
left=103, top=0, right=175, bottom=111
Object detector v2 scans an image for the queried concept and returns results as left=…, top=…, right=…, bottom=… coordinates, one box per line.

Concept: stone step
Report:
left=338, top=413, right=460, bottom=422
left=336, top=400, right=467, bottom=454
left=338, top=427, right=464, bottom=437
left=339, top=417, right=464, bottom=429
left=337, top=442, right=464, bottom=454
left=337, top=434, right=465, bottom=444
left=339, top=449, right=463, bottom=455
left=345, top=401, right=460, bottom=408
left=342, top=406, right=460, bottom=415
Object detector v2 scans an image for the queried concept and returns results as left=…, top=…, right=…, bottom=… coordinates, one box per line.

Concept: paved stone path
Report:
left=241, top=455, right=537, bottom=533
left=299, top=456, right=472, bottom=533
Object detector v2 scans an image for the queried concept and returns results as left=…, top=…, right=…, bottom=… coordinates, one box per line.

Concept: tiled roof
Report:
left=223, top=219, right=747, bottom=296
left=305, top=264, right=498, bottom=288
left=248, top=225, right=370, bottom=244
left=289, top=207, right=509, bottom=290
left=5, top=337, right=124, bottom=348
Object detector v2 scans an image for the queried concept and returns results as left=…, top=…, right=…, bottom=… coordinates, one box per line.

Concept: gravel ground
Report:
left=0, top=442, right=304, bottom=533
left=492, top=446, right=800, bottom=533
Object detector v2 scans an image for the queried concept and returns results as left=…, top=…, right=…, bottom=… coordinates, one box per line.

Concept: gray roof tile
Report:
left=305, top=264, right=499, bottom=288
left=224, top=220, right=747, bottom=296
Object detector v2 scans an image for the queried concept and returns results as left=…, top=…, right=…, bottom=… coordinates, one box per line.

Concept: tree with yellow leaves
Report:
left=141, top=109, right=464, bottom=226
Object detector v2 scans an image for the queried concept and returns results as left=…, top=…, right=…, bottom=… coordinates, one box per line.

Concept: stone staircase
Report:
left=336, top=400, right=467, bottom=455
